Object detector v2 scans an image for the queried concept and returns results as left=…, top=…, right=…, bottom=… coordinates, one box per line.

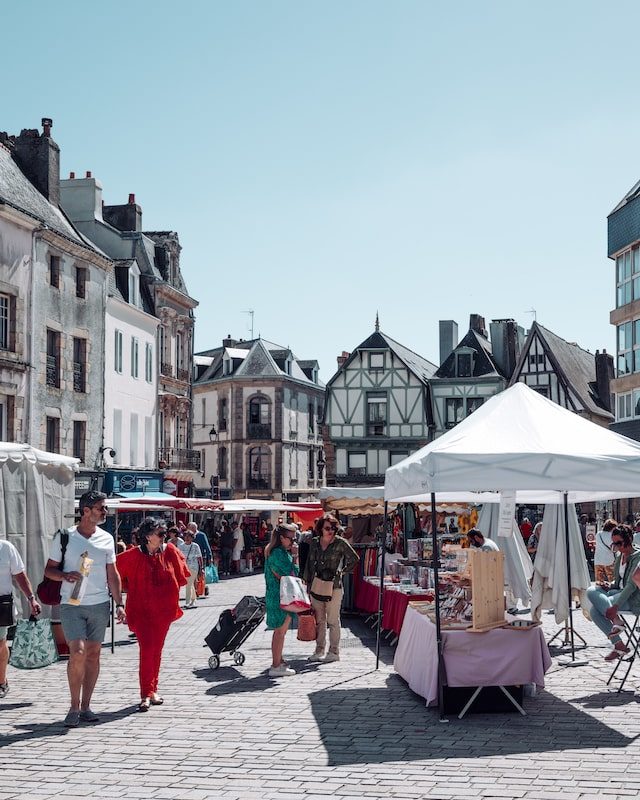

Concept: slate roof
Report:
left=511, top=322, right=614, bottom=420
left=435, top=329, right=504, bottom=379
left=0, top=144, right=83, bottom=243
left=327, top=330, right=437, bottom=387
left=194, top=338, right=324, bottom=389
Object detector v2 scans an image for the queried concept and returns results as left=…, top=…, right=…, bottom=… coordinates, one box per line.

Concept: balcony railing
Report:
left=73, top=362, right=86, bottom=393
left=46, top=355, right=60, bottom=388
left=247, top=476, right=271, bottom=490
left=176, top=367, right=190, bottom=382
left=157, top=447, right=201, bottom=471
left=247, top=423, right=271, bottom=439
left=161, top=361, right=173, bottom=377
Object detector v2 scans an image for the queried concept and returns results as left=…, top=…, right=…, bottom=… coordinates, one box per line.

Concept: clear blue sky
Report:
left=4, top=1, right=638, bottom=380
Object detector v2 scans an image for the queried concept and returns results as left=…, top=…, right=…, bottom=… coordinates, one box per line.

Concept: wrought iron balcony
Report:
left=157, top=447, right=201, bottom=471
left=46, top=355, right=60, bottom=388
left=247, top=476, right=271, bottom=490
left=247, top=423, right=271, bottom=440
left=73, top=362, right=86, bottom=393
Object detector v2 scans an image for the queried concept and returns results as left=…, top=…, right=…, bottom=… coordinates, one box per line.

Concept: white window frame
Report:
left=114, top=329, right=123, bottom=374
left=131, top=337, right=139, bottom=379
left=145, top=343, right=153, bottom=382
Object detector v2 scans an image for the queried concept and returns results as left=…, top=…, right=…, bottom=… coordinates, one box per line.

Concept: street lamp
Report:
left=208, top=425, right=218, bottom=442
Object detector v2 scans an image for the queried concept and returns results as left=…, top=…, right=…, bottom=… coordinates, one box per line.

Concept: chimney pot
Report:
left=86, top=170, right=92, bottom=178
left=128, top=193, right=135, bottom=204
left=41, top=118, right=53, bottom=137
left=69, top=171, right=75, bottom=179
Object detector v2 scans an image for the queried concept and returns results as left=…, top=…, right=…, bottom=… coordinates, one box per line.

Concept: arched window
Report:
left=248, top=446, right=270, bottom=490
left=247, top=396, right=271, bottom=439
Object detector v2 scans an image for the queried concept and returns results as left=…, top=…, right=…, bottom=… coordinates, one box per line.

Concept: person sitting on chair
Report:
left=586, top=525, right=640, bottom=661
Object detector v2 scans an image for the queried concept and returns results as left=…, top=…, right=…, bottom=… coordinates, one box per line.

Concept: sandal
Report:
left=604, top=649, right=623, bottom=661
left=138, top=698, right=151, bottom=712
left=608, top=625, right=625, bottom=639
left=149, top=694, right=164, bottom=706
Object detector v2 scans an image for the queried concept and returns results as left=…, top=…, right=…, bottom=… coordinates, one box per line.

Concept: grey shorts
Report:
left=60, top=601, right=110, bottom=643
left=0, top=626, right=7, bottom=641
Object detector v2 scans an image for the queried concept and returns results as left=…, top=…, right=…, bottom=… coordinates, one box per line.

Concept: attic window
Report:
left=456, top=352, right=473, bottom=377
left=369, top=353, right=384, bottom=369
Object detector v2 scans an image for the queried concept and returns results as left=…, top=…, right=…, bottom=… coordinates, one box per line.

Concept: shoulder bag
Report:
left=36, top=529, right=69, bottom=606
left=0, top=594, right=14, bottom=627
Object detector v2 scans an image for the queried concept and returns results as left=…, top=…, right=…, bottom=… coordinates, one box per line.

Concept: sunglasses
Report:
left=92, top=505, right=108, bottom=512
left=323, top=525, right=337, bottom=532
left=612, top=539, right=624, bottom=546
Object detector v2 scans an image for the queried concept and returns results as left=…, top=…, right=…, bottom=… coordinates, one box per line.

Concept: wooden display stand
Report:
left=469, top=550, right=505, bottom=632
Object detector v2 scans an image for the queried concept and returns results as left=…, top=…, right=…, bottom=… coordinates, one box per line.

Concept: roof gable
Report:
left=435, top=329, right=503, bottom=379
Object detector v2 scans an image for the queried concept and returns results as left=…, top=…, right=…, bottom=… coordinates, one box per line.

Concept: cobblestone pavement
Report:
left=2, top=574, right=640, bottom=799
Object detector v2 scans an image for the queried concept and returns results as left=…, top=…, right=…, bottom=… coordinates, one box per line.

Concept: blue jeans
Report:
left=586, top=586, right=630, bottom=645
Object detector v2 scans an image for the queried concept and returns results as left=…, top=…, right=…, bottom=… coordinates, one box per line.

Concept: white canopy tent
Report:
left=385, top=382, right=640, bottom=500
left=0, top=443, right=78, bottom=618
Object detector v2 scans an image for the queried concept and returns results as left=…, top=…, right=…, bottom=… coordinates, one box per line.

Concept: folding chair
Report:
left=607, top=612, right=640, bottom=693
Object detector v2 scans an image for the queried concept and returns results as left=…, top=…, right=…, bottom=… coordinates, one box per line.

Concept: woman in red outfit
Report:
left=116, top=517, right=191, bottom=711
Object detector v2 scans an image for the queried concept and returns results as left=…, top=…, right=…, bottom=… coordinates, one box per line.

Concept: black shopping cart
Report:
left=204, top=595, right=266, bottom=669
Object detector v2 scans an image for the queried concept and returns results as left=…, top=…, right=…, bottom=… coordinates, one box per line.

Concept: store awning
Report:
left=116, top=492, right=179, bottom=502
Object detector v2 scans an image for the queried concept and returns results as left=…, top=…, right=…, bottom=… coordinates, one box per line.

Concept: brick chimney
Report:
left=103, top=192, right=142, bottom=232
left=222, top=335, right=238, bottom=348
left=595, top=349, right=614, bottom=413
left=11, top=118, right=61, bottom=205
left=336, top=351, right=350, bottom=369
left=469, top=314, right=487, bottom=338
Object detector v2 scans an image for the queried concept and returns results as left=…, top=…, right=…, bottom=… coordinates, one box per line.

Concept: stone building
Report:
left=0, top=120, right=110, bottom=469
left=60, top=176, right=199, bottom=497
left=193, top=337, right=325, bottom=500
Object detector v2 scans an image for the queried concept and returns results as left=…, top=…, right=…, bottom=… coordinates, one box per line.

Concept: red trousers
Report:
left=135, top=620, right=172, bottom=698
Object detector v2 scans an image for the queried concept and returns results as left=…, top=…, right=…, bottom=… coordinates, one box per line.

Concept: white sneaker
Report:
left=307, top=652, right=325, bottom=662
left=269, top=665, right=295, bottom=677
left=323, top=652, right=340, bottom=662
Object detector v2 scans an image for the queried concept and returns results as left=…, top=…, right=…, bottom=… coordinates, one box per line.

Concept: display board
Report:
left=469, top=549, right=505, bottom=632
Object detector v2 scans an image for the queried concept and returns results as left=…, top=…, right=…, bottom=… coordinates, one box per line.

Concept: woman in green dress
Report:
left=264, top=524, right=299, bottom=677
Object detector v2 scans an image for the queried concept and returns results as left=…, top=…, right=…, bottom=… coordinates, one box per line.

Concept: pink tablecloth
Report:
left=394, top=605, right=552, bottom=706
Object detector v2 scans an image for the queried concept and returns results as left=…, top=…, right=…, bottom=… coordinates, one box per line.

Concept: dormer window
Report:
left=128, top=262, right=141, bottom=308
left=455, top=350, right=474, bottom=377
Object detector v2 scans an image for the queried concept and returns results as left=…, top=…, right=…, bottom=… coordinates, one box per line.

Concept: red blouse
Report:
left=116, top=542, right=191, bottom=632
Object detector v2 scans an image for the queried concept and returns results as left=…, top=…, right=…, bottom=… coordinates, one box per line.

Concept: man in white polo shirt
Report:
left=0, top=539, right=41, bottom=699
left=44, top=491, right=125, bottom=727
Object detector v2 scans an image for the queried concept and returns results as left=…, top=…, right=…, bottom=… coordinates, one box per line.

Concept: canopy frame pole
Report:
left=431, top=493, right=446, bottom=720
left=375, top=501, right=388, bottom=670
left=564, top=493, right=576, bottom=661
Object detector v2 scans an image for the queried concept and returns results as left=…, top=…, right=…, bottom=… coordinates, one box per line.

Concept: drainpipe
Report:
left=26, top=228, right=42, bottom=445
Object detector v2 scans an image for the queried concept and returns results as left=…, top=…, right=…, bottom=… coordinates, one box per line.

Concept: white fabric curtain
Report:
left=531, top=501, right=590, bottom=624
left=476, top=503, right=533, bottom=606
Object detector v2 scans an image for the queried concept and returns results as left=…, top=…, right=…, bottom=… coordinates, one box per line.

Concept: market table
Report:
left=354, top=578, right=432, bottom=634
left=394, top=605, right=552, bottom=713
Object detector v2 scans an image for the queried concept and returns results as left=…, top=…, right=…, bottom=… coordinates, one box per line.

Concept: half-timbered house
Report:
left=508, top=321, right=614, bottom=428
left=324, top=325, right=437, bottom=486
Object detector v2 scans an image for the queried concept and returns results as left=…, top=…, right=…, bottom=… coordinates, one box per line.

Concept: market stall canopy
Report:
left=116, top=493, right=224, bottom=511
left=0, top=442, right=79, bottom=473
left=319, top=486, right=473, bottom=515
left=218, top=499, right=322, bottom=513
left=385, top=382, right=640, bottom=500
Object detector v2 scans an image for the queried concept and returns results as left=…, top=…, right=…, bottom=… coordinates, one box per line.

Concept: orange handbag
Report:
left=297, top=611, right=317, bottom=642
left=196, top=572, right=206, bottom=597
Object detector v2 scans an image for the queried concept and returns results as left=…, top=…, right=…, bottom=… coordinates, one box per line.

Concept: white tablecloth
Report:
left=394, top=605, right=552, bottom=706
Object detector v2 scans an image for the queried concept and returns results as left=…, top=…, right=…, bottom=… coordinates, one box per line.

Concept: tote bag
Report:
left=280, top=576, right=312, bottom=613
left=297, top=610, right=317, bottom=641
left=9, top=618, right=58, bottom=669
left=205, top=564, right=219, bottom=584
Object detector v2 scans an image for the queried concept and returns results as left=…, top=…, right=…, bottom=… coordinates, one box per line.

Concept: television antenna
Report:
left=525, top=308, right=537, bottom=321
left=243, top=309, right=255, bottom=339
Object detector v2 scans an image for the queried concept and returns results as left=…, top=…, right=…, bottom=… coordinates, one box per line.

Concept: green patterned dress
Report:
left=265, top=546, right=299, bottom=630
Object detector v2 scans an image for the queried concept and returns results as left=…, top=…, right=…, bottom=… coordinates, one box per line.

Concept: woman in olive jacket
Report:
left=304, top=514, right=358, bottom=663
left=586, top=524, right=640, bottom=661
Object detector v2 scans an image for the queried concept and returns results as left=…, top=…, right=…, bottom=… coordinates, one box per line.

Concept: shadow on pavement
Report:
left=341, top=617, right=395, bottom=668
left=0, top=705, right=139, bottom=747
left=572, top=690, right=640, bottom=708
left=308, top=676, right=637, bottom=766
